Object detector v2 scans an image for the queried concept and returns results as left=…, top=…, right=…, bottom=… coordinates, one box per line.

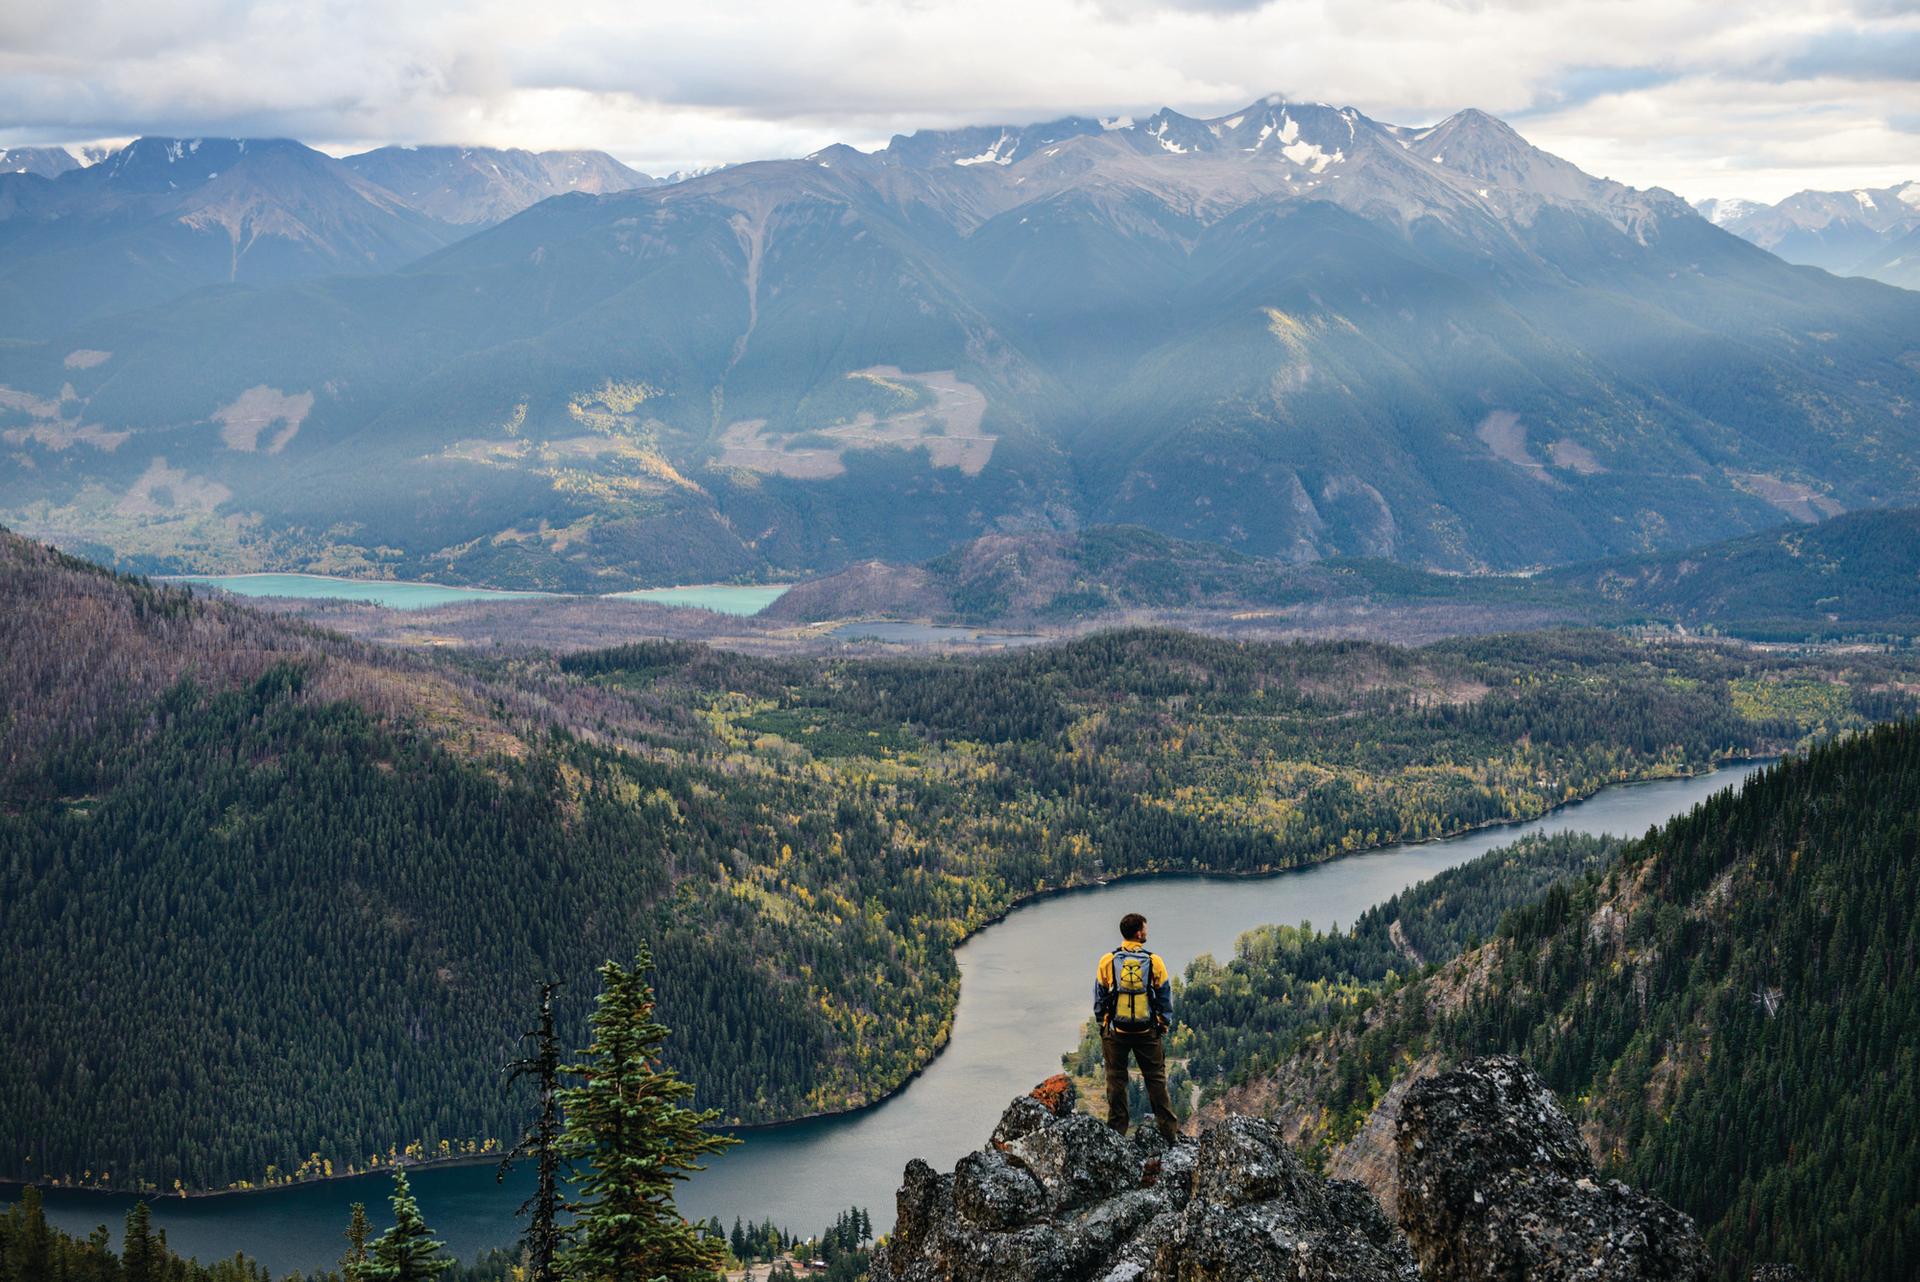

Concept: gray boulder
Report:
left=874, top=1079, right=1412, bottom=1282
left=875, top=1058, right=1723, bottom=1282
left=1395, top=1055, right=1712, bottom=1282
left=1153, top=1116, right=1419, bottom=1282
left=1002, top=1113, right=1143, bottom=1213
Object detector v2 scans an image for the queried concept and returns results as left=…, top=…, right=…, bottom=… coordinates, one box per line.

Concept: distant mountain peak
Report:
left=1700, top=179, right=1920, bottom=285
left=0, top=145, right=81, bottom=178
left=341, top=144, right=659, bottom=225
left=880, top=116, right=1105, bottom=168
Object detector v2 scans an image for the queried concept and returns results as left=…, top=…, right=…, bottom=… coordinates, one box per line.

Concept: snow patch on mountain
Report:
left=1148, top=118, right=1189, bottom=154
left=1281, top=140, right=1340, bottom=173
left=955, top=131, right=1017, bottom=166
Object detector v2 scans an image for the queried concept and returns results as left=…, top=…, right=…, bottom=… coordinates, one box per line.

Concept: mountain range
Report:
left=3, top=100, right=1919, bottom=588
left=1697, top=181, right=1920, bottom=289
left=0, top=138, right=661, bottom=337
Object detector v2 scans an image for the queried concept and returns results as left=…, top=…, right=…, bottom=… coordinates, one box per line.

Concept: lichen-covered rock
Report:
left=1749, top=1268, right=1806, bottom=1281
left=1396, top=1055, right=1712, bottom=1282
left=1185, top=1115, right=1327, bottom=1211
left=953, top=1148, right=1048, bottom=1229
left=874, top=1082, right=1410, bottom=1282
left=1002, top=1112, right=1143, bottom=1212
left=1030, top=1071, right=1078, bottom=1115
left=990, top=1072, right=1079, bottom=1150
left=1132, top=1127, right=1198, bottom=1213
left=1153, top=1116, right=1419, bottom=1282
left=991, top=1093, right=1059, bottom=1147
left=882, top=1158, right=953, bottom=1273
left=876, top=1060, right=1721, bottom=1282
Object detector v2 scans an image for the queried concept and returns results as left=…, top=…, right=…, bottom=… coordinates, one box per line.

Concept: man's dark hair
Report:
left=1119, top=913, right=1147, bottom=941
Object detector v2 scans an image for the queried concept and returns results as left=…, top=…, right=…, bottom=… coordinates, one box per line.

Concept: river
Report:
left=9, top=762, right=1764, bottom=1274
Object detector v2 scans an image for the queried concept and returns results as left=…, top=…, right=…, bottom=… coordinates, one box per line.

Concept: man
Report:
left=1093, top=912, right=1179, bottom=1141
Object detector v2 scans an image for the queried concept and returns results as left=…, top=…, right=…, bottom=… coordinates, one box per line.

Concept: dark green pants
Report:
left=1102, top=1032, right=1178, bottom=1140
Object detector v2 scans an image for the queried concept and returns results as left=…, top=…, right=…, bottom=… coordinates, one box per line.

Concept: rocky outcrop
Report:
left=877, top=1059, right=1725, bottom=1282
left=873, top=1072, right=1417, bottom=1282
left=1396, top=1056, right=1711, bottom=1281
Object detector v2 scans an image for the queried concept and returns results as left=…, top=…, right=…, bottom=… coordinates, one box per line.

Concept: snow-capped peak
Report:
left=1694, top=196, right=1759, bottom=227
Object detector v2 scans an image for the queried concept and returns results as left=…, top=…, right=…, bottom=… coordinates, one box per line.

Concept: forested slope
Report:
left=5, top=528, right=1918, bottom=1196
left=1542, top=505, right=1920, bottom=640
left=1209, top=724, right=1920, bottom=1281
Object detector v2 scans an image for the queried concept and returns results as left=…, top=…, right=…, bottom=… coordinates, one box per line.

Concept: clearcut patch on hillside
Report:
left=1731, top=472, right=1846, bottom=522
left=214, top=386, right=314, bottom=454
left=716, top=367, right=995, bottom=478
left=1475, top=411, right=1555, bottom=483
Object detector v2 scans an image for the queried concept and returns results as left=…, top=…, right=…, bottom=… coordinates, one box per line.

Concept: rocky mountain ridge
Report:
left=873, top=1057, right=1768, bottom=1281
left=340, top=144, right=661, bottom=226
left=0, top=136, right=663, bottom=338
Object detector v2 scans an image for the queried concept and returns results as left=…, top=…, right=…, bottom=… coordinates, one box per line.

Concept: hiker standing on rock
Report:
left=1093, top=912, right=1179, bottom=1141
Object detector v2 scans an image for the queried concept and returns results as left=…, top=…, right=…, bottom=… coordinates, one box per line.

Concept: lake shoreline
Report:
left=158, top=572, right=797, bottom=617
left=14, top=752, right=1771, bottom=1204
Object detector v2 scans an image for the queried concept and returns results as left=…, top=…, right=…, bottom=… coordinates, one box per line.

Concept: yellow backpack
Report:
left=1110, top=948, right=1155, bottom=1034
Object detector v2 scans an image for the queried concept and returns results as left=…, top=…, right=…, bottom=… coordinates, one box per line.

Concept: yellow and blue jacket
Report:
left=1094, top=942, right=1172, bottom=1036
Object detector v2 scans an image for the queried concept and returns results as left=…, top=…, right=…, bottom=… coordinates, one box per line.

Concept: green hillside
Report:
left=1186, top=723, right=1920, bottom=1281
left=1543, top=505, right=1920, bottom=639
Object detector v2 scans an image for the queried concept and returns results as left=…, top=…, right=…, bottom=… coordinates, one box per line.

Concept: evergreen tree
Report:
left=499, top=979, right=568, bottom=1282
left=558, top=945, right=737, bottom=1282
left=342, top=1201, right=373, bottom=1279
left=122, top=1201, right=159, bottom=1282
left=2, top=1186, right=51, bottom=1282
left=361, top=1171, right=451, bottom=1282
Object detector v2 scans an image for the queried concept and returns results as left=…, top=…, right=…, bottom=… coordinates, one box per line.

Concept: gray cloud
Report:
left=0, top=0, right=1915, bottom=201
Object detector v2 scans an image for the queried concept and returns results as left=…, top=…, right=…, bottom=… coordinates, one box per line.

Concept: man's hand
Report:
left=1154, top=1017, right=1168, bottom=1037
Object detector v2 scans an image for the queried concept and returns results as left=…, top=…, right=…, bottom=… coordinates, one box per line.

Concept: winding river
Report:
left=10, top=762, right=1764, bottom=1275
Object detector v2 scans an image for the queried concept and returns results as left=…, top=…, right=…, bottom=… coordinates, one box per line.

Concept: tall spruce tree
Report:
left=558, top=945, right=737, bottom=1282
left=121, top=1201, right=159, bottom=1282
left=341, top=1201, right=373, bottom=1279
left=3, top=1186, right=52, bottom=1282
left=361, top=1171, right=451, bottom=1282
left=500, top=979, right=568, bottom=1282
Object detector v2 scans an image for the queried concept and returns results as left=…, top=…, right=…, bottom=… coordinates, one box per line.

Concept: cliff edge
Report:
left=874, top=1055, right=1734, bottom=1281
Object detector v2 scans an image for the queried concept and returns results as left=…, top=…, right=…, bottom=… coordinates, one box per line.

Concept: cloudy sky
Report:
left=2, top=0, right=1915, bottom=202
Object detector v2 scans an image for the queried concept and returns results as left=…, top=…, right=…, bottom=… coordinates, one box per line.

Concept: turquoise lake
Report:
left=164, top=574, right=790, bottom=616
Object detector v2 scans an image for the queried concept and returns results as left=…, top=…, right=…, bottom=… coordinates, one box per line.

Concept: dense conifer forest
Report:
left=5, top=528, right=1918, bottom=1197
left=1161, top=831, right=1622, bottom=1092
left=1187, top=723, right=1920, bottom=1281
